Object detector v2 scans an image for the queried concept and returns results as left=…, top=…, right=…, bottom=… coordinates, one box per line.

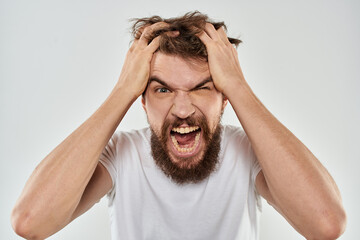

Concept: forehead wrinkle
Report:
left=149, top=74, right=212, bottom=91
left=148, top=76, right=171, bottom=89
left=150, top=53, right=210, bottom=91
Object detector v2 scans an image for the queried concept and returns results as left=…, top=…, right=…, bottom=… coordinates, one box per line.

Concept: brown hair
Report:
left=131, top=11, right=241, bottom=61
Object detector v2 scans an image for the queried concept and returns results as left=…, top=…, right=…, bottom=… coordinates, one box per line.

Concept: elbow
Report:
left=310, top=207, right=347, bottom=240
left=11, top=207, right=42, bottom=240
left=322, top=214, right=347, bottom=240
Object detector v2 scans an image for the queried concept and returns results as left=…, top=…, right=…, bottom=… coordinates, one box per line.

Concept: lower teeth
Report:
left=171, top=132, right=200, bottom=153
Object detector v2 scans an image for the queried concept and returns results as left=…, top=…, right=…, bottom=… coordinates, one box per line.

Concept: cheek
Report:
left=145, top=97, right=172, bottom=129
left=192, top=92, right=223, bottom=113
left=193, top=94, right=223, bottom=127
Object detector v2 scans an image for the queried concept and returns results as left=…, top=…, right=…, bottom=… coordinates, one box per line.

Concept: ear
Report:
left=141, top=95, right=147, bottom=113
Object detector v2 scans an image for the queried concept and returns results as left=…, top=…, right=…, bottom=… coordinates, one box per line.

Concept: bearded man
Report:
left=11, top=12, right=346, bottom=240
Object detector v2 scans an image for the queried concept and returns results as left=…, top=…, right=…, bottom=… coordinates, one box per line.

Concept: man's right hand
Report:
left=11, top=22, right=174, bottom=240
left=116, top=22, right=171, bottom=98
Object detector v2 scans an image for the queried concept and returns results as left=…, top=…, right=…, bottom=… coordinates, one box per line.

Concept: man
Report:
left=11, top=12, right=346, bottom=239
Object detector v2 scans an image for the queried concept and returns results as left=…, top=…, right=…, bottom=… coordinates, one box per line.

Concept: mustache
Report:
left=170, top=117, right=204, bottom=128
left=150, top=121, right=223, bottom=184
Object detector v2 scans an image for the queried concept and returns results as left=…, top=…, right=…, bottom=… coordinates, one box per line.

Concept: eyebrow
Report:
left=192, top=77, right=213, bottom=90
left=148, top=77, right=171, bottom=89
left=148, top=76, right=213, bottom=90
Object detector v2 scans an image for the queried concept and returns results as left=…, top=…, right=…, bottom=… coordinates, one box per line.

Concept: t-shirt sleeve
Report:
left=237, top=129, right=262, bottom=211
left=248, top=140, right=262, bottom=211
left=231, top=126, right=263, bottom=212
left=99, top=133, right=119, bottom=205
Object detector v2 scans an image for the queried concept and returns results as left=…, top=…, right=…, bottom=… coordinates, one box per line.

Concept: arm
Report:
left=11, top=23, right=167, bottom=240
left=198, top=23, right=346, bottom=240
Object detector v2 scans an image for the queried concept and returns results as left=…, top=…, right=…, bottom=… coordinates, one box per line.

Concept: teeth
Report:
left=171, top=131, right=200, bottom=153
left=172, top=126, right=199, bottom=134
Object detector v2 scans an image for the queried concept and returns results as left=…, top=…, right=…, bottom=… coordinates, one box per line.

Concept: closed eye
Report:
left=195, top=86, right=211, bottom=91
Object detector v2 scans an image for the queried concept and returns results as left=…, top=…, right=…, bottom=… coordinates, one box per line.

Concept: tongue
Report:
left=173, top=131, right=198, bottom=145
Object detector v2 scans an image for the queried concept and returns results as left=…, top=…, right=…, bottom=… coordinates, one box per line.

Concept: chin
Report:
left=168, top=148, right=206, bottom=170
left=149, top=115, right=222, bottom=184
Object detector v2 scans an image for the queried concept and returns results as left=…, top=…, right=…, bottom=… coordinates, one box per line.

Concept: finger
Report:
left=139, top=22, right=169, bottom=47
left=137, top=24, right=176, bottom=39
left=146, top=35, right=161, bottom=53
left=197, top=30, right=212, bottom=45
left=134, top=26, right=146, bottom=39
left=204, top=23, right=221, bottom=41
left=232, top=47, right=240, bottom=64
left=217, top=27, right=231, bottom=46
left=165, top=30, right=179, bottom=37
left=129, top=38, right=139, bottom=52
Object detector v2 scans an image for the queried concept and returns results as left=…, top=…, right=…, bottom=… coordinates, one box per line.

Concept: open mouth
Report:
left=169, top=126, right=202, bottom=156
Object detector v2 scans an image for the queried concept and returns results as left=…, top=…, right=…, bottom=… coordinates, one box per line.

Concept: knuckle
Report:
left=152, top=21, right=168, bottom=29
left=140, top=26, right=152, bottom=38
left=207, top=41, right=216, bottom=48
left=208, top=40, right=219, bottom=47
left=143, top=25, right=152, bottom=32
left=131, top=48, right=142, bottom=55
left=205, top=22, right=214, bottom=29
left=226, top=43, right=234, bottom=49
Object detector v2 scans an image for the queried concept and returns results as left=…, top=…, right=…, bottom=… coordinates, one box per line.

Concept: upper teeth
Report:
left=172, top=126, right=199, bottom=134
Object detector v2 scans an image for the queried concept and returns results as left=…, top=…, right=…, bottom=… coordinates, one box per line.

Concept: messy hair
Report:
left=131, top=11, right=241, bottom=61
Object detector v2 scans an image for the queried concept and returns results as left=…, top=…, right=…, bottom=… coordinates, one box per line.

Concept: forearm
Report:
left=11, top=83, right=136, bottom=238
left=226, top=80, right=346, bottom=238
left=196, top=22, right=345, bottom=238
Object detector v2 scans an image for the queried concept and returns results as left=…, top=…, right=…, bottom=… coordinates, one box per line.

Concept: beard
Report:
left=150, top=115, right=222, bottom=185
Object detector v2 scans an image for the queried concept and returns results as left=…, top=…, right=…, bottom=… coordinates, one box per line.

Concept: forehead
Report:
left=149, top=52, right=210, bottom=88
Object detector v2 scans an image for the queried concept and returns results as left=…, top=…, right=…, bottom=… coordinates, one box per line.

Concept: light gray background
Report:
left=1, top=0, right=359, bottom=239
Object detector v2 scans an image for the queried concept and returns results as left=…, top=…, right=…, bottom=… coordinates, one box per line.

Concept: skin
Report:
left=11, top=22, right=168, bottom=240
left=11, top=21, right=346, bottom=240
left=142, top=53, right=226, bottom=169
left=197, top=23, right=347, bottom=239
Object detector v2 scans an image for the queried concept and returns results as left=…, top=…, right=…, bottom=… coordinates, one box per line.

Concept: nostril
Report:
left=171, top=104, right=195, bottom=119
left=171, top=92, right=196, bottom=118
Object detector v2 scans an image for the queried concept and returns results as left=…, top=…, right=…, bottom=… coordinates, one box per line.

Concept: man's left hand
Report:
left=197, top=23, right=245, bottom=95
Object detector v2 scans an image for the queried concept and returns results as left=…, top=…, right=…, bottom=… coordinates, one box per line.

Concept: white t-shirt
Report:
left=99, top=125, right=262, bottom=240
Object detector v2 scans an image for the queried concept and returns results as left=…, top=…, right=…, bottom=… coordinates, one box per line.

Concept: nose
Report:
left=171, top=91, right=195, bottom=119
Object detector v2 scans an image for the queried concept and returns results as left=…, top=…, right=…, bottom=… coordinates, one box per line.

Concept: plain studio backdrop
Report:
left=1, top=0, right=359, bottom=239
